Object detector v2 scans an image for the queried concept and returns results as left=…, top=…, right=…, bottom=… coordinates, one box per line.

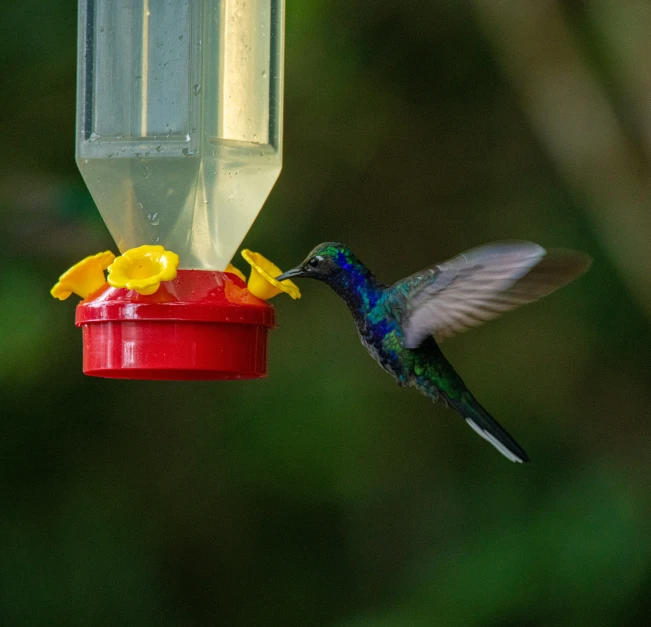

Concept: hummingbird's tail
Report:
left=452, top=395, right=530, bottom=463
left=415, top=366, right=530, bottom=462
left=412, top=338, right=529, bottom=462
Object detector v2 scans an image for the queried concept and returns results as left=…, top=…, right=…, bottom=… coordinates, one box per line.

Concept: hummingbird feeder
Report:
left=53, top=0, right=295, bottom=380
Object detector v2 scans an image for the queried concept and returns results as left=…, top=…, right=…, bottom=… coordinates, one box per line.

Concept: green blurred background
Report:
left=2, top=0, right=651, bottom=625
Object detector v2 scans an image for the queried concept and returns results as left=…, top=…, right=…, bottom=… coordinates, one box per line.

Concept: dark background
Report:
left=2, top=1, right=651, bottom=625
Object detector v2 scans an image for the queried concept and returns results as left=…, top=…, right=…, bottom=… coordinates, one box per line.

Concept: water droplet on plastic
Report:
left=261, top=70, right=267, bottom=77
left=99, top=26, right=105, bottom=33
left=179, top=35, right=183, bottom=41
left=89, top=132, right=100, bottom=142
left=193, top=84, right=201, bottom=95
left=137, top=202, right=144, bottom=209
left=155, top=145, right=162, bottom=152
left=147, top=212, right=160, bottom=226
left=151, top=236, right=160, bottom=244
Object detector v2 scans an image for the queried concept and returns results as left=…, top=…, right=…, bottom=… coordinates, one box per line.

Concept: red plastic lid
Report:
left=76, top=270, right=276, bottom=380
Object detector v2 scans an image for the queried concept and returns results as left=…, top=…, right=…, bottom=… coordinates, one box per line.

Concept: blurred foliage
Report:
left=2, top=1, right=651, bottom=626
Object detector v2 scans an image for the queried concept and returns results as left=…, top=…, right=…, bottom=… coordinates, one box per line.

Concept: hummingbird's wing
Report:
left=390, top=241, right=591, bottom=349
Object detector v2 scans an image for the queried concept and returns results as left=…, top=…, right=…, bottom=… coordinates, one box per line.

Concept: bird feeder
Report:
left=67, top=0, right=286, bottom=379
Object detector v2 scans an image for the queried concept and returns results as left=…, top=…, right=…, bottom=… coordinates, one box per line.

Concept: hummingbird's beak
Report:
left=275, top=266, right=304, bottom=282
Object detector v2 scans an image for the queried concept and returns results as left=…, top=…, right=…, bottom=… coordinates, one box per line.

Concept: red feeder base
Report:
left=76, top=270, right=276, bottom=380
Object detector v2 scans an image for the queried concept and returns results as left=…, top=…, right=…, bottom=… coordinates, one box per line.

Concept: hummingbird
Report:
left=276, top=241, right=591, bottom=463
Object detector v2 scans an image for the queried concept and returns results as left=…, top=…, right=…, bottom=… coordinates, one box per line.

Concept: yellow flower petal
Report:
left=225, top=264, right=246, bottom=282
left=50, top=250, right=115, bottom=300
left=241, top=250, right=301, bottom=300
left=107, top=245, right=179, bottom=295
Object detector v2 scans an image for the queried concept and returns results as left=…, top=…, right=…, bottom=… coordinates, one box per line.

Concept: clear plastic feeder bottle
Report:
left=77, top=0, right=285, bottom=269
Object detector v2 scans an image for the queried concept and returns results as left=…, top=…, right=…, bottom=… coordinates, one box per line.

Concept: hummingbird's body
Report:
left=277, top=242, right=591, bottom=463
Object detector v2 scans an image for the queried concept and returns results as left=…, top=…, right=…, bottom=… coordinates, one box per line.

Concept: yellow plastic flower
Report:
left=107, top=245, right=179, bottom=295
left=225, top=264, right=246, bottom=282
left=241, top=249, right=301, bottom=300
left=51, top=250, right=116, bottom=300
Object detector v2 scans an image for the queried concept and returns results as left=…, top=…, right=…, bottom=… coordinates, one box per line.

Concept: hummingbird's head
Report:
left=276, top=242, right=359, bottom=285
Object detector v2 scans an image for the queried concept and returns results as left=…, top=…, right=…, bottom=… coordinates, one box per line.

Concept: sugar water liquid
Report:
left=77, top=0, right=284, bottom=269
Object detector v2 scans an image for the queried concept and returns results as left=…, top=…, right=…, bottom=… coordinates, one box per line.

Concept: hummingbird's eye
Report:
left=308, top=257, right=319, bottom=268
